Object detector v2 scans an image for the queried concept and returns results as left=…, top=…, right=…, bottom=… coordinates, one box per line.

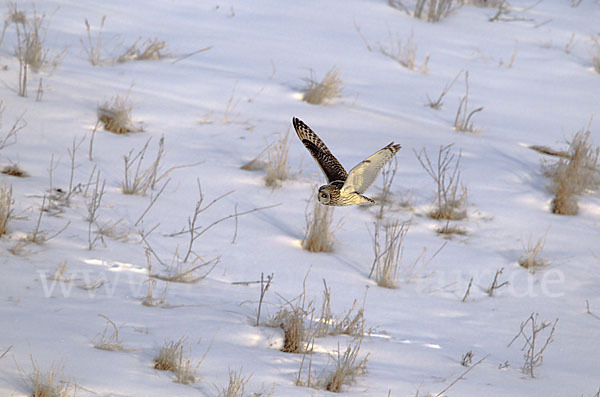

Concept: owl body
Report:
left=292, top=117, right=401, bottom=206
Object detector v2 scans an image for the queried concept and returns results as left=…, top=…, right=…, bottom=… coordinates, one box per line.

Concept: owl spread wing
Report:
left=292, top=117, right=348, bottom=183
left=341, top=142, right=401, bottom=195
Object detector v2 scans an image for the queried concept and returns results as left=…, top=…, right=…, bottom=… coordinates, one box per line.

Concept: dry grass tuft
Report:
left=267, top=277, right=313, bottom=354
left=93, top=314, right=128, bottom=351
left=151, top=256, right=219, bottom=283
left=518, top=234, right=548, bottom=272
left=0, top=184, right=14, bottom=236
left=370, top=219, right=408, bottom=288
left=378, top=30, right=429, bottom=73
left=302, top=197, right=335, bottom=252
left=316, top=280, right=367, bottom=338
left=389, top=0, right=456, bottom=22
left=81, top=16, right=106, bottom=66
left=118, top=37, right=168, bottom=63
left=544, top=129, right=599, bottom=215
left=436, top=221, right=467, bottom=236
left=324, top=338, right=369, bottom=393
left=1, top=163, right=28, bottom=177
left=415, top=144, right=467, bottom=220
left=11, top=6, right=64, bottom=97
left=28, top=358, right=74, bottom=397
left=154, top=338, right=203, bottom=385
left=264, top=130, right=290, bottom=187
left=302, top=67, right=343, bottom=105
left=219, top=368, right=252, bottom=397
left=98, top=94, right=139, bottom=134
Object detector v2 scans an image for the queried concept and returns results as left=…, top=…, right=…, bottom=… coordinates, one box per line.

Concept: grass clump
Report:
left=218, top=368, right=252, bottom=397
left=302, top=197, right=336, bottom=252
left=98, top=94, right=140, bottom=134
left=2, top=163, right=28, bottom=177
left=154, top=338, right=203, bottom=385
left=378, top=30, right=429, bottom=73
left=93, top=314, right=128, bottom=352
left=28, top=358, right=74, bottom=397
left=389, top=0, right=456, bottom=22
left=0, top=184, right=14, bottom=235
left=369, top=219, right=408, bottom=288
left=264, top=130, right=290, bottom=187
left=518, top=234, right=548, bottom=273
left=324, top=339, right=369, bottom=393
left=117, top=37, right=168, bottom=63
left=302, top=67, right=343, bottom=105
left=544, top=129, right=599, bottom=215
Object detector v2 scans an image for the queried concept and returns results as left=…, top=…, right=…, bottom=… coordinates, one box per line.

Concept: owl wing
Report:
left=292, top=117, right=348, bottom=183
left=341, top=142, right=401, bottom=195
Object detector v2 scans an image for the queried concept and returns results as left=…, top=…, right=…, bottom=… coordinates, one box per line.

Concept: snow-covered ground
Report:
left=1, top=0, right=599, bottom=396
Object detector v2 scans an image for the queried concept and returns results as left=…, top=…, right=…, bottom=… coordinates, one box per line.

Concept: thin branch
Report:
left=134, top=178, right=170, bottom=226
left=435, top=354, right=489, bottom=397
left=171, top=46, right=212, bottom=64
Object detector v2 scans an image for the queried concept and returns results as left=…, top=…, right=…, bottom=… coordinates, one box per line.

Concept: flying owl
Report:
left=292, top=117, right=401, bottom=206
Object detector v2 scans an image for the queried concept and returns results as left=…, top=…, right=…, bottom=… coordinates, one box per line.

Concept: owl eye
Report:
left=320, top=193, right=327, bottom=198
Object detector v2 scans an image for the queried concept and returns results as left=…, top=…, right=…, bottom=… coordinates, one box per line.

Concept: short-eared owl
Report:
left=292, top=117, right=401, bottom=206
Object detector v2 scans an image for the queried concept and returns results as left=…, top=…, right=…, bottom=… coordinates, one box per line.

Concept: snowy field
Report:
left=1, top=0, right=599, bottom=396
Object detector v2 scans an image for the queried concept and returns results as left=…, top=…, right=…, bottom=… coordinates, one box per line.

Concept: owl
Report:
left=292, top=117, right=401, bottom=206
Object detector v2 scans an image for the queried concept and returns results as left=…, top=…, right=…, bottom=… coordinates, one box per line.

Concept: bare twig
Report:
left=487, top=268, right=509, bottom=296
left=256, top=272, right=274, bottom=326
left=435, top=354, right=489, bottom=397
left=461, top=277, right=473, bottom=302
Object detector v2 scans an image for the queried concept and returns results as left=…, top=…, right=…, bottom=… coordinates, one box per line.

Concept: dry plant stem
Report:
left=547, top=129, right=599, bottom=215
left=219, top=368, right=252, bottom=397
left=35, top=77, right=43, bottom=101
left=325, top=338, right=369, bottom=393
left=415, top=144, right=466, bottom=220
left=183, top=181, right=232, bottom=262
left=585, top=300, right=600, bottom=321
left=462, top=277, right=473, bottom=302
left=296, top=338, right=315, bottom=386
left=369, top=219, right=408, bottom=288
left=0, top=185, right=14, bottom=235
left=487, top=268, right=509, bottom=296
left=117, top=37, right=169, bottom=63
left=87, top=173, right=106, bottom=250
left=0, top=345, right=11, bottom=360
left=29, top=195, right=46, bottom=243
left=376, top=158, right=398, bottom=219
left=256, top=272, right=274, bottom=326
left=435, top=354, right=489, bottom=397
left=303, top=197, right=335, bottom=252
left=507, top=313, right=558, bottom=378
left=66, top=136, right=85, bottom=204
left=88, top=120, right=100, bottom=161
left=171, top=46, right=212, bottom=64
left=27, top=356, right=73, bottom=397
left=454, top=71, right=484, bottom=133
left=427, top=70, right=462, bottom=109
left=82, top=16, right=106, bottom=65
left=302, top=67, right=343, bottom=105
left=94, top=314, right=125, bottom=351
left=265, top=129, right=290, bottom=187
left=134, top=178, right=170, bottom=226
left=0, top=108, right=26, bottom=152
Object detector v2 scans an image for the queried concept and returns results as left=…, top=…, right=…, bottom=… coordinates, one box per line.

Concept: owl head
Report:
left=317, top=185, right=333, bottom=205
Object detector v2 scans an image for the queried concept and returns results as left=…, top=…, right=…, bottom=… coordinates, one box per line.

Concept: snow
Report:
left=1, top=0, right=599, bottom=396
